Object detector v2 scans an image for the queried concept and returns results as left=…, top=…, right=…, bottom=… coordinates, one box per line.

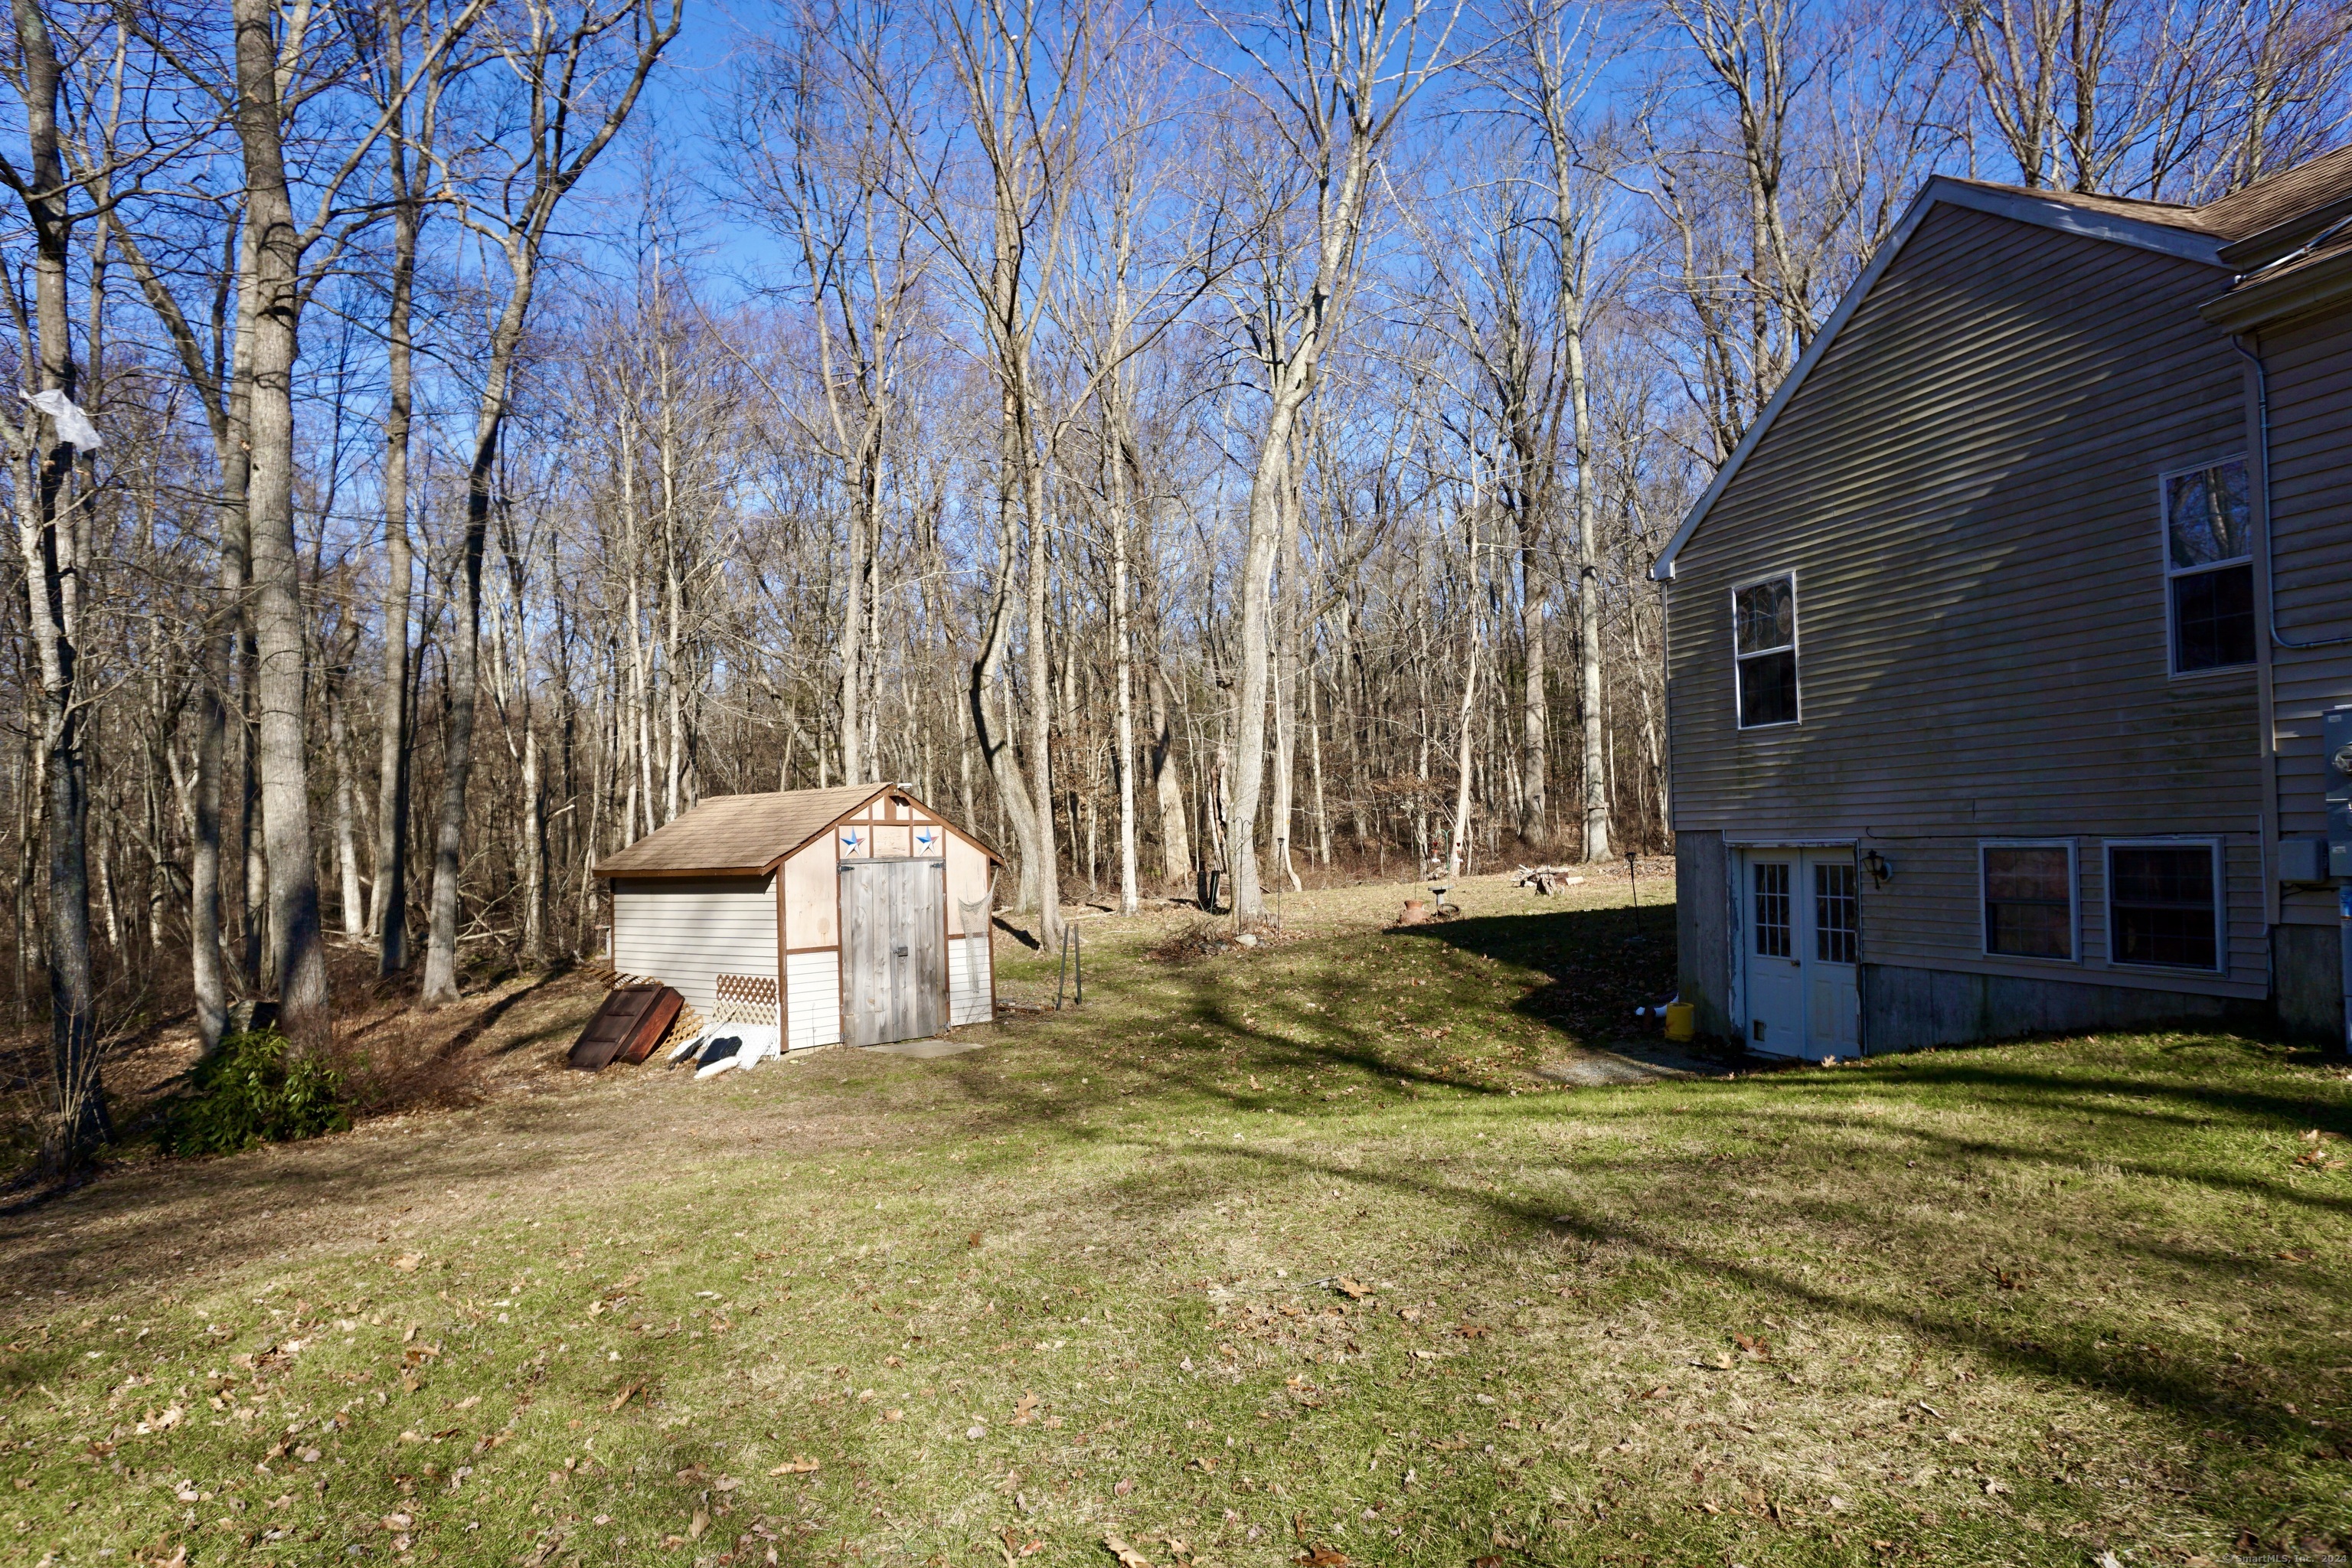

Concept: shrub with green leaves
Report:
left=164, top=1026, right=350, bottom=1156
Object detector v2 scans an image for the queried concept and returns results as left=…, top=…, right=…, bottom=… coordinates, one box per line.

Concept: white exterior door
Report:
left=1739, top=848, right=1862, bottom=1059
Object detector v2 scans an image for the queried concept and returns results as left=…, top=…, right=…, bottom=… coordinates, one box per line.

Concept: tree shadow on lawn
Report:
left=12, top=899, right=2348, bottom=1472
left=1393, top=902, right=1681, bottom=1034
left=910, top=1063, right=2351, bottom=1472
left=1082, top=1128, right=2349, bottom=1457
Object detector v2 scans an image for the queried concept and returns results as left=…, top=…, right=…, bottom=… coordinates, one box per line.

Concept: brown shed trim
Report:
left=792, top=786, right=1004, bottom=874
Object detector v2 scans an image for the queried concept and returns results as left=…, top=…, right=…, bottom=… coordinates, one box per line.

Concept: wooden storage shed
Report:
left=593, top=783, right=1000, bottom=1049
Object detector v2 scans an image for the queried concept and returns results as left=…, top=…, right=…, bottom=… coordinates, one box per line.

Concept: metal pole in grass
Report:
left=1055, top=929, right=1069, bottom=1010
left=1076, top=926, right=1083, bottom=1007
left=1626, top=851, right=1639, bottom=906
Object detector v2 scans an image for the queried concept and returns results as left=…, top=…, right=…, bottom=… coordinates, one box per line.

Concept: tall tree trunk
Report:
left=230, top=0, right=329, bottom=1044
left=1449, top=639, right=1478, bottom=877
left=372, top=95, right=420, bottom=974
left=1149, top=668, right=1189, bottom=889
left=1520, top=547, right=1548, bottom=848
left=420, top=263, right=536, bottom=1005
left=329, top=677, right=364, bottom=936
left=7, top=0, right=107, bottom=1161
left=1560, top=177, right=1609, bottom=865
left=1109, top=466, right=1139, bottom=916
left=521, top=720, right=546, bottom=965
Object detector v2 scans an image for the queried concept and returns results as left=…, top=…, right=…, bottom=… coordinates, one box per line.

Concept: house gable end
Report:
left=1652, top=180, right=2226, bottom=582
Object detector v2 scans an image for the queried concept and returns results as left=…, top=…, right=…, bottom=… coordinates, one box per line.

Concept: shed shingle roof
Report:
left=593, top=784, right=887, bottom=877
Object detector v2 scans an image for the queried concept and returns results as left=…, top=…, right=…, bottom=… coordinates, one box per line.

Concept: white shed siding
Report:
left=787, top=949, right=843, bottom=1050
left=950, top=931, right=992, bottom=1026
left=611, top=875, right=777, bottom=1018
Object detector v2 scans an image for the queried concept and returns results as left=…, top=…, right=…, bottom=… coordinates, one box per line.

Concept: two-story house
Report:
left=1655, top=149, right=2352, bottom=1058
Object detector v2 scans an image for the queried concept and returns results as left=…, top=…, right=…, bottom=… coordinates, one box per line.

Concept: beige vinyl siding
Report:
left=1833, top=835, right=2265, bottom=996
left=2257, top=309, right=2352, bottom=926
left=611, top=874, right=779, bottom=1016
left=786, top=949, right=842, bottom=1050
left=1668, top=203, right=2264, bottom=998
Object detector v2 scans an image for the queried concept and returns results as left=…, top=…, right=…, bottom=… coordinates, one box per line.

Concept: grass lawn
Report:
left=3, top=871, right=2350, bottom=1567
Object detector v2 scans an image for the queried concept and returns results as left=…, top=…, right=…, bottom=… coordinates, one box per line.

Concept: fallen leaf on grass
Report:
left=391, top=1254, right=423, bottom=1272
left=1455, top=1324, right=1490, bottom=1339
left=1013, top=1392, right=1039, bottom=1426
left=688, top=1510, right=709, bottom=1540
left=1331, top=1277, right=1370, bottom=1301
left=768, top=1457, right=821, bottom=1475
left=1114, top=1477, right=1135, bottom=1497
left=1295, top=1548, right=1350, bottom=1566
left=609, top=1383, right=642, bottom=1413
left=1104, top=1534, right=1153, bottom=1568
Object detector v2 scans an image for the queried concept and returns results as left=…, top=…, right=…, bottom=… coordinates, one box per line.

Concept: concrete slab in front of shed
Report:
left=1537, top=1042, right=1732, bottom=1087
left=867, top=1037, right=989, bottom=1060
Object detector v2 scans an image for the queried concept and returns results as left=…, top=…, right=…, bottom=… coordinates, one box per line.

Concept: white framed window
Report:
left=2104, top=838, right=2225, bottom=972
left=1731, top=571, right=1799, bottom=727
left=2159, top=457, right=2255, bottom=675
left=1979, top=840, right=2076, bottom=962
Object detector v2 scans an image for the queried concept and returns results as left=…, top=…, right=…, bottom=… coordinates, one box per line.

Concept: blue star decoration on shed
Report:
left=841, top=829, right=862, bottom=853
left=916, top=828, right=936, bottom=850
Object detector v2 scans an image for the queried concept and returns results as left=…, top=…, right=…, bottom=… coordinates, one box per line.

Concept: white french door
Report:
left=1739, top=848, right=1861, bottom=1059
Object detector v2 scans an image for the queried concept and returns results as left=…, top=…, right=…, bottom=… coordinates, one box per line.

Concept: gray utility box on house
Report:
left=2328, top=706, right=2352, bottom=878
left=2282, top=838, right=2331, bottom=884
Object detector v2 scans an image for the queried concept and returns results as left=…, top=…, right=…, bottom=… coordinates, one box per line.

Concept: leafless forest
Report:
left=0, top=0, right=2344, bottom=1161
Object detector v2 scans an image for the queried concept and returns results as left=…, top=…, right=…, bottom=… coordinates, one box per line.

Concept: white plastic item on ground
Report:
left=667, top=1027, right=709, bottom=1064
left=730, top=1024, right=782, bottom=1070
left=693, top=1034, right=744, bottom=1080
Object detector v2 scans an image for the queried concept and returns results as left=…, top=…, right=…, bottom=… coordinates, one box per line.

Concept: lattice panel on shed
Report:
left=713, top=972, right=782, bottom=1033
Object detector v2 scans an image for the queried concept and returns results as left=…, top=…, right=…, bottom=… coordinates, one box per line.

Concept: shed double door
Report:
left=840, top=858, right=946, bottom=1047
left=1739, top=848, right=1861, bottom=1060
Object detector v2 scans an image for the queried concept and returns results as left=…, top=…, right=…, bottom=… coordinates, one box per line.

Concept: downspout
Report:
left=2230, top=335, right=2352, bottom=655
left=2233, top=332, right=2352, bottom=1056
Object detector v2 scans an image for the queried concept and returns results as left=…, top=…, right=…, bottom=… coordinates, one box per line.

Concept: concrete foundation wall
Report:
left=1676, top=832, right=1734, bottom=1040
left=1860, top=962, right=2231, bottom=1052
left=2275, top=923, right=2346, bottom=1044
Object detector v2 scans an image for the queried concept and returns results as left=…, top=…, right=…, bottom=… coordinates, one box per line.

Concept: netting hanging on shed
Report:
left=957, top=877, right=995, bottom=1011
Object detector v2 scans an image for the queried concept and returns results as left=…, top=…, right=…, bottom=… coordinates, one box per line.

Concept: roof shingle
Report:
left=593, top=784, right=886, bottom=877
